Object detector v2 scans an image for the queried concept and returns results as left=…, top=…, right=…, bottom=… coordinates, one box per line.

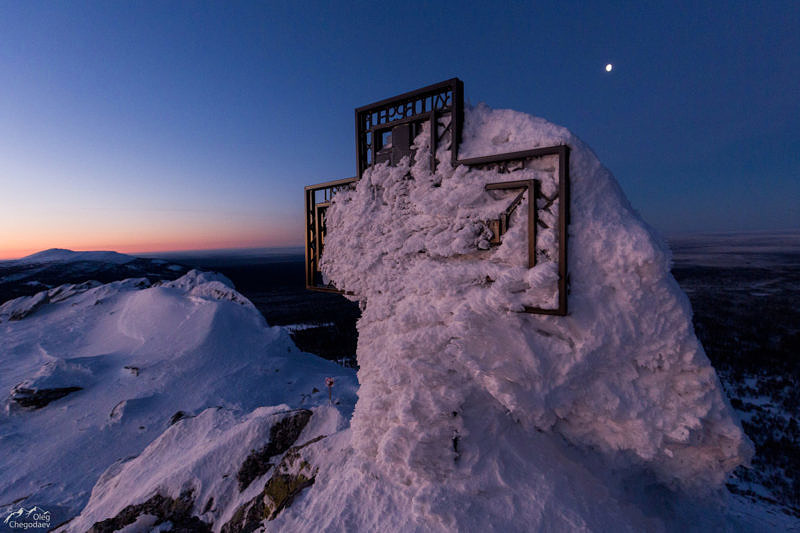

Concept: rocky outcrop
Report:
left=236, top=409, right=312, bottom=491
left=62, top=406, right=344, bottom=533
left=88, top=490, right=210, bottom=533
left=169, top=411, right=189, bottom=426
left=222, top=434, right=323, bottom=532
left=12, top=386, right=82, bottom=409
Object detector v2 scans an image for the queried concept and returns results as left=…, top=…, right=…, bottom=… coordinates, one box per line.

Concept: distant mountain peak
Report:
left=18, top=249, right=136, bottom=265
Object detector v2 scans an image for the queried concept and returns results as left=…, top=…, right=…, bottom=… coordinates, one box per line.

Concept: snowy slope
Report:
left=0, top=270, right=357, bottom=528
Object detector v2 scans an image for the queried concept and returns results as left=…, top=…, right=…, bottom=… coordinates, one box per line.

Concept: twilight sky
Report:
left=1, top=1, right=798, bottom=259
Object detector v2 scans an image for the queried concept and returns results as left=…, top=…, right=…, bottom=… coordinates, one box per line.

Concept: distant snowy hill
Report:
left=0, top=248, right=192, bottom=305
left=0, top=269, right=357, bottom=529
left=13, top=248, right=136, bottom=265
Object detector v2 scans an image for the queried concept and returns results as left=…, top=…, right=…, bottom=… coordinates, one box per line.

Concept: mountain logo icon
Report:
left=2, top=508, right=24, bottom=524
left=25, top=506, right=49, bottom=518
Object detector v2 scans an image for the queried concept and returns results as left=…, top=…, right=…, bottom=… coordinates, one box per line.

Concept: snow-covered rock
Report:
left=63, top=405, right=347, bottom=533
left=0, top=280, right=109, bottom=322
left=280, top=104, right=757, bottom=530
left=0, top=270, right=357, bottom=528
left=0, top=289, right=49, bottom=321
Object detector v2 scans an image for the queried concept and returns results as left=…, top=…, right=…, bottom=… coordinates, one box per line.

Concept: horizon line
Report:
left=2, top=228, right=799, bottom=261
left=0, top=244, right=306, bottom=262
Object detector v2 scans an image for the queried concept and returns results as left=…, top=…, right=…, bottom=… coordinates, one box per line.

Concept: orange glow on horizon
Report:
left=0, top=238, right=304, bottom=261
left=0, top=207, right=306, bottom=260
left=0, top=232, right=303, bottom=261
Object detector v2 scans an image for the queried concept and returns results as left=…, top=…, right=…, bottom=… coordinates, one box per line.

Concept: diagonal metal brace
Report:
left=484, top=179, right=537, bottom=268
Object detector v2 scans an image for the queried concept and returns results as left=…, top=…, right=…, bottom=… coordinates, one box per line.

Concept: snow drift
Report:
left=278, top=103, right=755, bottom=530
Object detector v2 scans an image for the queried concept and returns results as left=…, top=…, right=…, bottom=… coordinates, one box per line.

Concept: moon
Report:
left=605, top=63, right=613, bottom=72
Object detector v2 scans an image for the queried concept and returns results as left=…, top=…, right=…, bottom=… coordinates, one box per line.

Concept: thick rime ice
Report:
left=304, top=104, right=753, bottom=529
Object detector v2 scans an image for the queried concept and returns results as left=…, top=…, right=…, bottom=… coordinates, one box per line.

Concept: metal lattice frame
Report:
left=304, top=177, right=357, bottom=292
left=484, top=180, right=537, bottom=269
left=355, top=78, right=464, bottom=179
left=305, top=79, right=571, bottom=316
left=466, top=146, right=570, bottom=315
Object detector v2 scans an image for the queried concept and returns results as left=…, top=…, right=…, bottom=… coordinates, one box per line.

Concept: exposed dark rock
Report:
left=202, top=497, right=214, bottom=514
left=282, top=435, right=325, bottom=463
left=222, top=431, right=324, bottom=532
left=88, top=490, right=210, bottom=533
left=169, top=411, right=188, bottom=426
left=223, top=464, right=314, bottom=532
left=124, top=366, right=140, bottom=377
left=262, top=473, right=315, bottom=520
left=220, top=492, right=268, bottom=533
left=47, top=280, right=103, bottom=303
left=267, top=410, right=313, bottom=456
left=236, top=409, right=312, bottom=492
left=12, top=386, right=82, bottom=409
left=236, top=459, right=273, bottom=494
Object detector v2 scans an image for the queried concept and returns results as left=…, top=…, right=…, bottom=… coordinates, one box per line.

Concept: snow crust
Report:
left=288, top=104, right=756, bottom=530
left=0, top=270, right=356, bottom=526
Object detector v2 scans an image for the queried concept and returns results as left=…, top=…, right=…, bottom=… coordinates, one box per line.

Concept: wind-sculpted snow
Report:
left=303, top=104, right=755, bottom=530
left=0, top=270, right=357, bottom=527
left=159, top=269, right=235, bottom=292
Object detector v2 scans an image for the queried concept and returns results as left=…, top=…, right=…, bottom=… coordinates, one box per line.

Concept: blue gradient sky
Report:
left=1, top=1, right=798, bottom=259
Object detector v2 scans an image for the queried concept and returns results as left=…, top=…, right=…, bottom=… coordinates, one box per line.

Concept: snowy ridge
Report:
left=0, top=279, right=137, bottom=322
left=278, top=103, right=760, bottom=530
